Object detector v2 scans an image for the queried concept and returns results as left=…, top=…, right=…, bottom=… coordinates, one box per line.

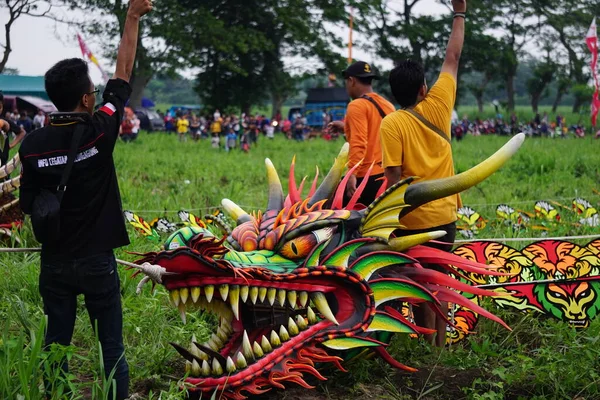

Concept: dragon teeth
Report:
left=207, top=338, right=220, bottom=351
left=287, top=291, right=297, bottom=309
left=288, top=317, right=299, bottom=336
left=201, top=360, right=210, bottom=376
left=191, top=359, right=200, bottom=375
left=236, top=352, right=247, bottom=368
left=299, top=291, right=308, bottom=308
left=277, top=289, right=286, bottom=307
left=185, top=360, right=192, bottom=374
left=240, top=286, right=249, bottom=303
left=205, top=285, right=214, bottom=303
left=229, top=285, right=240, bottom=320
left=270, top=330, right=281, bottom=347
left=179, top=287, right=189, bottom=304
left=249, top=287, right=259, bottom=304
left=211, top=333, right=223, bottom=347
left=242, top=331, right=254, bottom=360
left=170, top=290, right=180, bottom=307
left=307, top=306, right=317, bottom=324
left=191, top=287, right=201, bottom=303
left=217, top=327, right=228, bottom=342
left=253, top=341, right=264, bottom=357
left=296, top=314, right=308, bottom=330
left=279, top=325, right=290, bottom=341
left=212, top=358, right=223, bottom=375
left=311, top=292, right=339, bottom=325
left=267, top=288, right=276, bottom=306
left=258, top=287, right=267, bottom=302
left=219, top=284, right=229, bottom=301
left=260, top=335, right=273, bottom=353
left=226, top=356, right=236, bottom=373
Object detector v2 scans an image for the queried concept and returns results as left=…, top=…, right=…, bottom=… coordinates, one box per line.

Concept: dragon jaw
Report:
left=133, top=135, right=525, bottom=398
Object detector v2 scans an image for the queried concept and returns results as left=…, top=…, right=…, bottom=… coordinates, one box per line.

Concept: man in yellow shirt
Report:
left=176, top=113, right=190, bottom=142
left=380, top=0, right=467, bottom=347
left=329, top=61, right=395, bottom=207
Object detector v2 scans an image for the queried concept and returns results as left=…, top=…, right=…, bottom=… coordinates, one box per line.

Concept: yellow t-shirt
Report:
left=211, top=120, right=222, bottom=134
left=344, top=93, right=395, bottom=178
left=380, top=72, right=460, bottom=230
left=177, top=118, right=190, bottom=134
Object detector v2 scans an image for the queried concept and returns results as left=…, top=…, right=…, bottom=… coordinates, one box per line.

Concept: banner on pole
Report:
left=586, top=17, right=599, bottom=127
left=77, top=33, right=109, bottom=83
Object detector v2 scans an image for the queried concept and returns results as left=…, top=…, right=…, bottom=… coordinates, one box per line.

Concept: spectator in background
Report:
left=176, top=112, right=189, bottom=142
left=282, top=118, right=292, bottom=139
left=131, top=112, right=140, bottom=137
left=33, top=110, right=46, bottom=129
left=265, top=121, right=275, bottom=139
left=190, top=115, right=201, bottom=141
left=214, top=109, right=221, bottom=121
left=226, top=126, right=237, bottom=151
left=120, top=110, right=136, bottom=142
left=210, top=116, right=222, bottom=139
left=293, top=115, right=304, bottom=141
left=18, top=112, right=33, bottom=133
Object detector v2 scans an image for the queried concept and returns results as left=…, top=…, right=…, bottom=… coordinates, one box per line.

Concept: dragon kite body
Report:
left=134, top=135, right=525, bottom=399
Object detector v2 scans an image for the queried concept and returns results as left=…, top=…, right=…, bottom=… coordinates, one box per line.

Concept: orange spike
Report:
left=347, top=161, right=375, bottom=210
left=309, top=167, right=319, bottom=197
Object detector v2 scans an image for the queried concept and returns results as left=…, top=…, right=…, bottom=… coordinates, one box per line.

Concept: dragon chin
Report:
left=134, top=136, right=525, bottom=399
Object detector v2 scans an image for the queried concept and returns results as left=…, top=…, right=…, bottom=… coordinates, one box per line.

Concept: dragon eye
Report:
left=279, top=228, right=333, bottom=260
left=550, top=290, right=565, bottom=300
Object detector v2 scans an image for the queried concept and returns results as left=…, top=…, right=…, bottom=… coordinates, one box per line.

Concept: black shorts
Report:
left=393, top=221, right=457, bottom=272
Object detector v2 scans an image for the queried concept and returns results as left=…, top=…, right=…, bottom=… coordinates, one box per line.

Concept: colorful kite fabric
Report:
left=447, top=239, right=600, bottom=344
left=130, top=135, right=525, bottom=399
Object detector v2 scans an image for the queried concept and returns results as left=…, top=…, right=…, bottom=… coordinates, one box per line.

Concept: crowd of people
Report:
left=3, top=109, right=48, bottom=134
left=451, top=111, right=594, bottom=140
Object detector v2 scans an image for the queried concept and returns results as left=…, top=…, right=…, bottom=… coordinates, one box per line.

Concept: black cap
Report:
left=342, top=61, right=380, bottom=80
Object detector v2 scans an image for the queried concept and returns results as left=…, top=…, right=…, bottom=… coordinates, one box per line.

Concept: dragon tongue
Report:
left=311, top=292, right=339, bottom=325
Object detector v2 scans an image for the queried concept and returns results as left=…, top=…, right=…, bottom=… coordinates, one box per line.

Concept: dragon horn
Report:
left=403, top=133, right=525, bottom=217
left=0, top=154, right=20, bottom=180
left=389, top=230, right=447, bottom=252
left=221, top=199, right=252, bottom=224
left=308, top=143, right=349, bottom=207
left=265, top=158, right=284, bottom=211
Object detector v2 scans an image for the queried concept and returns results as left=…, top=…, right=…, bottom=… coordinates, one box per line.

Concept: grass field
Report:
left=1, top=132, right=600, bottom=399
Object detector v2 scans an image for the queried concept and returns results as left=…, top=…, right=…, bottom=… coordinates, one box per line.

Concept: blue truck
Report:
left=288, top=87, right=349, bottom=127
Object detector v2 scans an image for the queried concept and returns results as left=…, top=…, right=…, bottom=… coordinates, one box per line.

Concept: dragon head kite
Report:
left=135, top=134, right=525, bottom=399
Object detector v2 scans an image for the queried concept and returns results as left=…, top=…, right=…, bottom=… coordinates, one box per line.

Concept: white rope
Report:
left=455, top=234, right=600, bottom=244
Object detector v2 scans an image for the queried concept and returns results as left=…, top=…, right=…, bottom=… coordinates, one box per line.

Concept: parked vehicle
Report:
left=135, top=108, right=165, bottom=132
left=287, top=88, right=349, bottom=127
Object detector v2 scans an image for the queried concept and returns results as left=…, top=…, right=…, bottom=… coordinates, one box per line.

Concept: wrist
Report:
left=453, top=12, right=466, bottom=19
left=126, top=12, right=141, bottom=21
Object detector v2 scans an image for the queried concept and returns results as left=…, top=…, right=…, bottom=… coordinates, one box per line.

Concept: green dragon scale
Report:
left=134, top=134, right=525, bottom=399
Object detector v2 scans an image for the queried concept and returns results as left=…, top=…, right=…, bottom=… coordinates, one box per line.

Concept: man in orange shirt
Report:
left=329, top=61, right=395, bottom=207
left=380, top=0, right=467, bottom=347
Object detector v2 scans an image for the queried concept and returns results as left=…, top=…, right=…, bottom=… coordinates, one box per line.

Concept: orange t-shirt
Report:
left=344, top=92, right=395, bottom=178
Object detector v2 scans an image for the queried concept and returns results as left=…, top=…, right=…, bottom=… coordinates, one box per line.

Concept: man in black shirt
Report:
left=18, top=0, right=153, bottom=398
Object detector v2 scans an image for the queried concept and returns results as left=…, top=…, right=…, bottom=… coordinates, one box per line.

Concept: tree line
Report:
left=1, top=0, right=598, bottom=114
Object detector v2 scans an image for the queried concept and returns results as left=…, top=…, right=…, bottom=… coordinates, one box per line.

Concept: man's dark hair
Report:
left=0, top=91, right=4, bottom=103
left=355, top=76, right=373, bottom=86
left=389, top=60, right=425, bottom=108
left=44, top=58, right=91, bottom=112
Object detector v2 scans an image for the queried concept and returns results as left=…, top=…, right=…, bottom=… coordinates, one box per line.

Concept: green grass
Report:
left=1, top=132, right=600, bottom=398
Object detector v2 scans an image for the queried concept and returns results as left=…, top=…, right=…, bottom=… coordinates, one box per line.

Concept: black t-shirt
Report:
left=19, top=79, right=132, bottom=258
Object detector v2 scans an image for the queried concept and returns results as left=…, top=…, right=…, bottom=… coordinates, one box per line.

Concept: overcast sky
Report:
left=1, top=0, right=448, bottom=84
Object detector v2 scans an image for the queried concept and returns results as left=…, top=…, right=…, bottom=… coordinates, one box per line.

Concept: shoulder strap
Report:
left=403, top=108, right=451, bottom=144
left=56, top=123, right=86, bottom=202
left=360, top=95, right=388, bottom=119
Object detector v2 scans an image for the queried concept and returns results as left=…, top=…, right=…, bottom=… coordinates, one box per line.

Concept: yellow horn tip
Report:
left=389, top=230, right=447, bottom=252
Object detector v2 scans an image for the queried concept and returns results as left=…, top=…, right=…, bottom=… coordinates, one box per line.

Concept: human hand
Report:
left=128, top=0, right=153, bottom=18
left=328, top=120, right=344, bottom=133
left=345, top=174, right=357, bottom=199
left=452, top=0, right=466, bottom=13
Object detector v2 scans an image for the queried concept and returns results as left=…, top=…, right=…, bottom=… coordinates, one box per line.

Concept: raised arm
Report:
left=440, top=0, right=467, bottom=81
left=113, top=0, right=153, bottom=82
